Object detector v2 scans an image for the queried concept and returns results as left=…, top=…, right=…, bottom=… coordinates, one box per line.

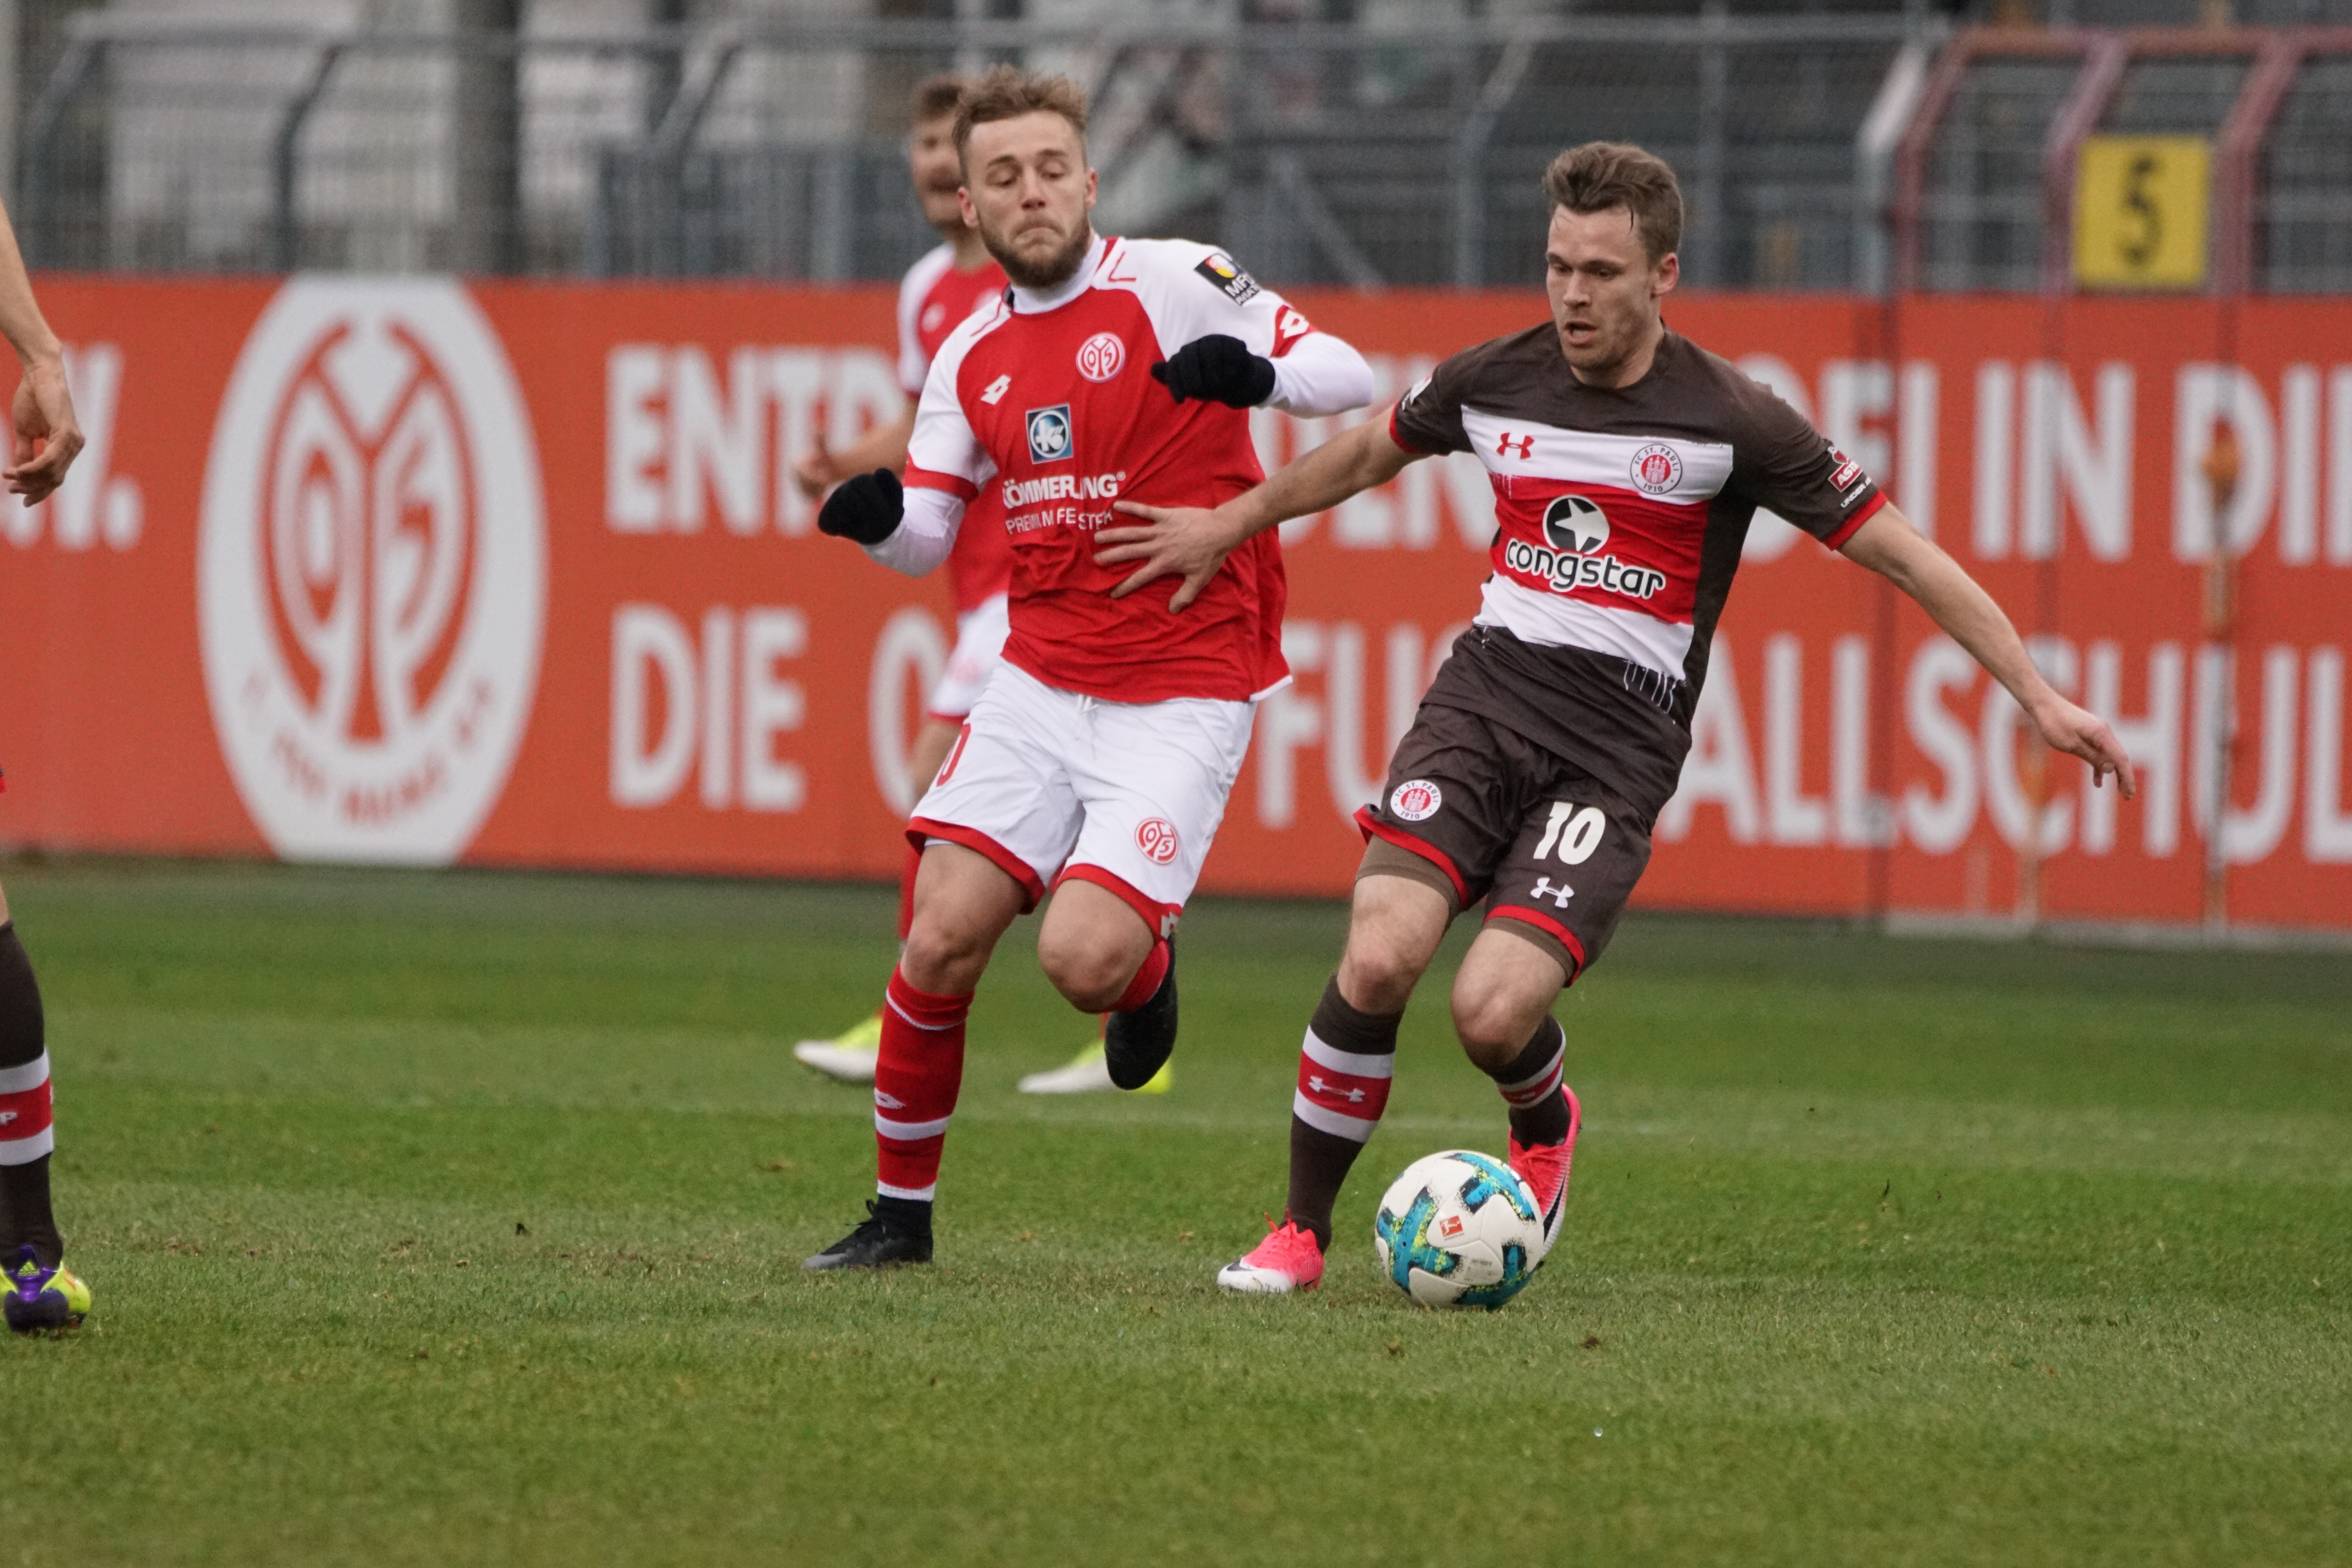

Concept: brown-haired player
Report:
left=0, top=190, right=88, bottom=1330
left=1098, top=142, right=2138, bottom=1294
left=801, top=67, right=1374, bottom=1268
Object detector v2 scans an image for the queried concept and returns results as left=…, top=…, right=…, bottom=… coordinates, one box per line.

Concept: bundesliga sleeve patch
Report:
left=1194, top=252, right=1261, bottom=306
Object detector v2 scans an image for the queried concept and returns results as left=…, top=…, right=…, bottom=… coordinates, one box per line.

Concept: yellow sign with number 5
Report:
left=2074, top=135, right=2212, bottom=289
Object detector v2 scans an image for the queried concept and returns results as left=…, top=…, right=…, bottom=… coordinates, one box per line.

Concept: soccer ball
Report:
left=1373, top=1150, right=1543, bottom=1310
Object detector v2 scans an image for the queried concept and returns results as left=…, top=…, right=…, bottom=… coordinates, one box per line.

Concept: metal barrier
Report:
left=15, top=12, right=2352, bottom=294
left=1894, top=25, right=2352, bottom=295
left=15, top=10, right=1935, bottom=289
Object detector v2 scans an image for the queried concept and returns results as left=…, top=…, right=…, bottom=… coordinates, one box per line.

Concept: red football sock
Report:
left=1108, top=939, right=1170, bottom=1013
left=873, top=967, right=970, bottom=1201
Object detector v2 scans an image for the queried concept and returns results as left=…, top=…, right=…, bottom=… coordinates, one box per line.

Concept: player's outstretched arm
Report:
left=817, top=468, right=965, bottom=578
left=0, top=197, right=80, bottom=504
left=1840, top=506, right=2136, bottom=799
left=1098, top=410, right=1417, bottom=610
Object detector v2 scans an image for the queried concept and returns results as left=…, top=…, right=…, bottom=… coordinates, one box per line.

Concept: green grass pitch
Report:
left=2, top=858, right=2347, bottom=1566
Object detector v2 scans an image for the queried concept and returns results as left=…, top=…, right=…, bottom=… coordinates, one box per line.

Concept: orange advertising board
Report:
left=5, top=276, right=2348, bottom=931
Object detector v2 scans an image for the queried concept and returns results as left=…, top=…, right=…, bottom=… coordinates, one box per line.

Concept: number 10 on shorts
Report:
left=1534, top=802, right=1605, bottom=866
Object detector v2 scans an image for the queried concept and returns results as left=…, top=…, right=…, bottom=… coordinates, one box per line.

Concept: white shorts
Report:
left=926, top=593, right=1011, bottom=721
left=908, top=661, right=1254, bottom=935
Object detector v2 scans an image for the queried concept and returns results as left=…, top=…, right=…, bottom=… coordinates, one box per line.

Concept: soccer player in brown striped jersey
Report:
left=1098, top=142, right=2138, bottom=1294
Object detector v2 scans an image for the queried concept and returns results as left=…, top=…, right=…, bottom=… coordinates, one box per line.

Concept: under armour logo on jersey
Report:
left=1530, top=877, right=1575, bottom=908
left=1307, top=1075, right=1368, bottom=1104
left=980, top=374, right=1011, bottom=405
left=1496, top=431, right=1534, bottom=459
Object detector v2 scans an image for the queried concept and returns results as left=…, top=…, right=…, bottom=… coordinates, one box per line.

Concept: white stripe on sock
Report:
left=1301, top=1030, right=1394, bottom=1080
left=0, top=1051, right=49, bottom=1096
left=0, top=1127, right=54, bottom=1165
left=876, top=1180, right=936, bottom=1201
left=1292, top=1091, right=1377, bottom=1143
left=875, top=1111, right=952, bottom=1141
left=884, top=996, right=958, bottom=1032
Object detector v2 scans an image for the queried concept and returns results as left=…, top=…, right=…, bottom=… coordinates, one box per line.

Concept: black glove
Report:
left=1151, top=334, right=1276, bottom=408
left=817, top=468, right=904, bottom=545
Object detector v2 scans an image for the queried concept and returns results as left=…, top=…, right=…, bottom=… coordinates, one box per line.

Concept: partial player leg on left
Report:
left=0, top=884, right=89, bottom=1333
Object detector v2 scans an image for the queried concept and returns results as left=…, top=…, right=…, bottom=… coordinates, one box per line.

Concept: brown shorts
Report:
left=1352, top=701, right=1652, bottom=981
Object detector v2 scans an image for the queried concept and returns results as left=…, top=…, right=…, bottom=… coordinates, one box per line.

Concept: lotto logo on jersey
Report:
left=1075, top=332, right=1125, bottom=383
left=1135, top=817, right=1181, bottom=865
left=1193, top=252, right=1260, bottom=306
left=1026, top=404, right=1074, bottom=464
left=1272, top=305, right=1313, bottom=357
left=1628, top=442, right=1684, bottom=495
left=1390, top=779, right=1443, bottom=822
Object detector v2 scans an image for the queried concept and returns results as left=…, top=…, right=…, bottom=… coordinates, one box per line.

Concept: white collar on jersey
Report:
left=1005, top=232, right=1109, bottom=315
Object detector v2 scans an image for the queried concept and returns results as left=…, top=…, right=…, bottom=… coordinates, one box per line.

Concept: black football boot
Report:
left=803, top=1199, right=935, bottom=1270
left=1102, top=936, right=1178, bottom=1091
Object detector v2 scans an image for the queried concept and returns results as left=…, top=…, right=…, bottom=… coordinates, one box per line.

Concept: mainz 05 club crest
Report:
left=198, top=279, right=546, bottom=864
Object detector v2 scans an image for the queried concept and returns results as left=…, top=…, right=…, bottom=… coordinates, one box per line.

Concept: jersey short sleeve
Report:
left=1387, top=342, right=1484, bottom=456
left=1724, top=376, right=1886, bottom=548
left=1117, top=240, right=1323, bottom=365
left=903, top=308, right=1000, bottom=501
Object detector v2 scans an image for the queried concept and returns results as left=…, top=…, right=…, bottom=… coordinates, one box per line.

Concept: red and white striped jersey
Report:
left=894, top=243, right=1013, bottom=613
left=1391, top=326, right=1885, bottom=693
left=901, top=233, right=1364, bottom=705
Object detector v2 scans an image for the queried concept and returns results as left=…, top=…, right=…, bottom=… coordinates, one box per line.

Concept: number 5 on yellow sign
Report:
left=2073, top=134, right=2212, bottom=289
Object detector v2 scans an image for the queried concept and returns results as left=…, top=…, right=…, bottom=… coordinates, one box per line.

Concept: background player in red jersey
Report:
left=1100, top=143, right=2137, bottom=1295
left=0, top=191, right=91, bottom=1332
left=801, top=68, right=1373, bottom=1269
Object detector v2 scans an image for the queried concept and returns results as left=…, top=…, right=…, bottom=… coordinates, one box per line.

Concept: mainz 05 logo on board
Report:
left=198, top=278, right=546, bottom=865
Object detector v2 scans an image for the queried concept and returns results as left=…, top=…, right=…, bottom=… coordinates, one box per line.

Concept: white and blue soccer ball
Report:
left=1374, top=1150, right=1543, bottom=1310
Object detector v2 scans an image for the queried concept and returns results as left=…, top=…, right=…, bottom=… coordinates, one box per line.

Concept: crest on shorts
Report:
left=1628, top=442, right=1683, bottom=495
left=1025, top=404, right=1073, bottom=465
left=1193, top=252, right=1260, bottom=306
left=1390, top=779, right=1443, bottom=822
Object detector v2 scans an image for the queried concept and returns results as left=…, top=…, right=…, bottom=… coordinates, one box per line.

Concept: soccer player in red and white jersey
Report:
left=0, top=190, right=91, bottom=1332
left=801, top=68, right=1374, bottom=1269
left=789, top=75, right=1020, bottom=1087
left=1101, top=143, right=2137, bottom=1295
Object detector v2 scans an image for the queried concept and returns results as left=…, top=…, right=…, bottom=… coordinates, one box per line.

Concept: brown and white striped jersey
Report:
left=1388, top=323, right=1886, bottom=815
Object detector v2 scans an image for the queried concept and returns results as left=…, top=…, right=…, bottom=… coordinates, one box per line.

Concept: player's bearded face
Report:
left=959, top=114, right=1098, bottom=291
left=1544, top=205, right=1678, bottom=387
left=908, top=114, right=967, bottom=233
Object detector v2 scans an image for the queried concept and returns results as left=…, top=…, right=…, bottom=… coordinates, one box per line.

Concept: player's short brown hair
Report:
left=910, top=74, right=966, bottom=127
left=953, top=66, right=1089, bottom=157
left=1543, top=142, right=1683, bottom=265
